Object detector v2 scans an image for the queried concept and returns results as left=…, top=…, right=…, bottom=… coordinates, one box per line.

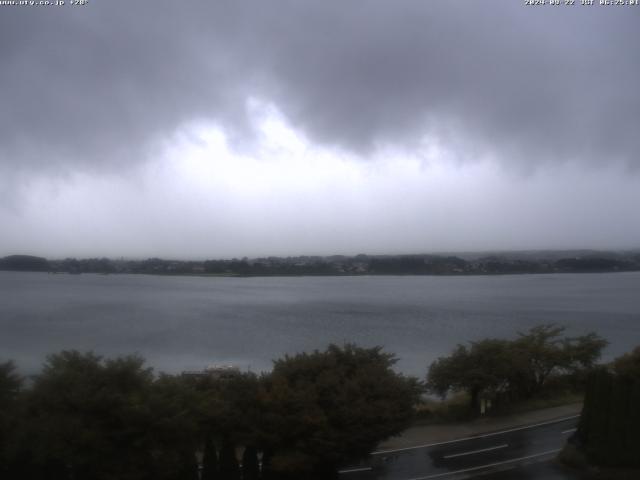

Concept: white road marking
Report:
left=338, top=466, right=373, bottom=474
left=406, top=448, right=562, bottom=480
left=561, top=428, right=577, bottom=434
left=372, top=415, right=580, bottom=455
left=442, top=443, right=508, bottom=459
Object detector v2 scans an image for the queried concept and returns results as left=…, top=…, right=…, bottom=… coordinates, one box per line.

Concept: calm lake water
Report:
left=1, top=271, right=639, bottom=377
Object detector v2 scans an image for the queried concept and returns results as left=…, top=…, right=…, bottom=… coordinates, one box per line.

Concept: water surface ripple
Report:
left=1, top=271, right=639, bottom=376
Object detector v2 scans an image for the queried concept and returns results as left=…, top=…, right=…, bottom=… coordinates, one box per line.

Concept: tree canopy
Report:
left=260, top=344, right=423, bottom=477
left=1, top=344, right=421, bottom=479
left=427, top=324, right=607, bottom=410
left=7, top=351, right=201, bottom=480
left=612, top=345, right=640, bottom=382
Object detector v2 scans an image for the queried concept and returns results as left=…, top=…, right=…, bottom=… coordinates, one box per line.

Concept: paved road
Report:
left=470, top=460, right=584, bottom=480
left=339, top=416, right=581, bottom=480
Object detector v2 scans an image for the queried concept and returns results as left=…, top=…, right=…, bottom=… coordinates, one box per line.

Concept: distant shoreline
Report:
left=2, top=250, right=640, bottom=278
left=4, top=269, right=640, bottom=280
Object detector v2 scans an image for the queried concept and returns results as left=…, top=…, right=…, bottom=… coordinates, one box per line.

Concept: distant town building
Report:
left=181, top=364, right=241, bottom=380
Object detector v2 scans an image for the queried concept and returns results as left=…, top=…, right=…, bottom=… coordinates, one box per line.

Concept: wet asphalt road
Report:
left=339, top=416, right=582, bottom=480
left=471, top=460, right=585, bottom=480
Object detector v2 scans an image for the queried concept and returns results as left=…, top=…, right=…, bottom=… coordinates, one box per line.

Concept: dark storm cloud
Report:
left=1, top=1, right=639, bottom=175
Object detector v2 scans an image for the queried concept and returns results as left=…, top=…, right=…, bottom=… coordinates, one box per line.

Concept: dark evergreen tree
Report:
left=201, top=437, right=219, bottom=480
left=0, top=361, right=22, bottom=479
left=219, top=441, right=240, bottom=480
left=241, top=446, right=259, bottom=480
left=577, top=346, right=640, bottom=467
left=174, top=449, right=199, bottom=480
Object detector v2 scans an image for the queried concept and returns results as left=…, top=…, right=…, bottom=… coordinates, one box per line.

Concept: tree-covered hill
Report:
left=0, top=254, right=49, bottom=272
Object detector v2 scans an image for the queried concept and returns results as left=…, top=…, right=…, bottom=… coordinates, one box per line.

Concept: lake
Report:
left=1, top=271, right=639, bottom=377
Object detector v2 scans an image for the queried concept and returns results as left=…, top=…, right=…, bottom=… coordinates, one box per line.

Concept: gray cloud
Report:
left=3, top=155, right=640, bottom=259
left=1, top=1, right=639, bottom=178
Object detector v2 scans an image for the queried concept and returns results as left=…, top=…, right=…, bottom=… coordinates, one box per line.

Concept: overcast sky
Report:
left=1, top=1, right=639, bottom=259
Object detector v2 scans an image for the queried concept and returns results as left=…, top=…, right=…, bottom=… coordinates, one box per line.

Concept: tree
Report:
left=23, top=352, right=157, bottom=479
left=195, top=372, right=262, bottom=445
left=241, top=445, right=260, bottom=480
left=427, top=339, right=513, bottom=410
left=171, top=449, right=199, bottom=480
left=612, top=345, right=640, bottom=381
left=218, top=441, right=240, bottom=480
left=0, top=361, right=22, bottom=478
left=260, top=344, right=423, bottom=477
left=577, top=346, right=640, bottom=467
left=190, top=370, right=262, bottom=480
left=510, top=325, right=607, bottom=397
left=427, top=325, right=607, bottom=410
left=201, top=436, right=219, bottom=480
left=0, top=361, right=21, bottom=405
left=149, top=374, right=201, bottom=480
left=20, top=351, right=201, bottom=480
